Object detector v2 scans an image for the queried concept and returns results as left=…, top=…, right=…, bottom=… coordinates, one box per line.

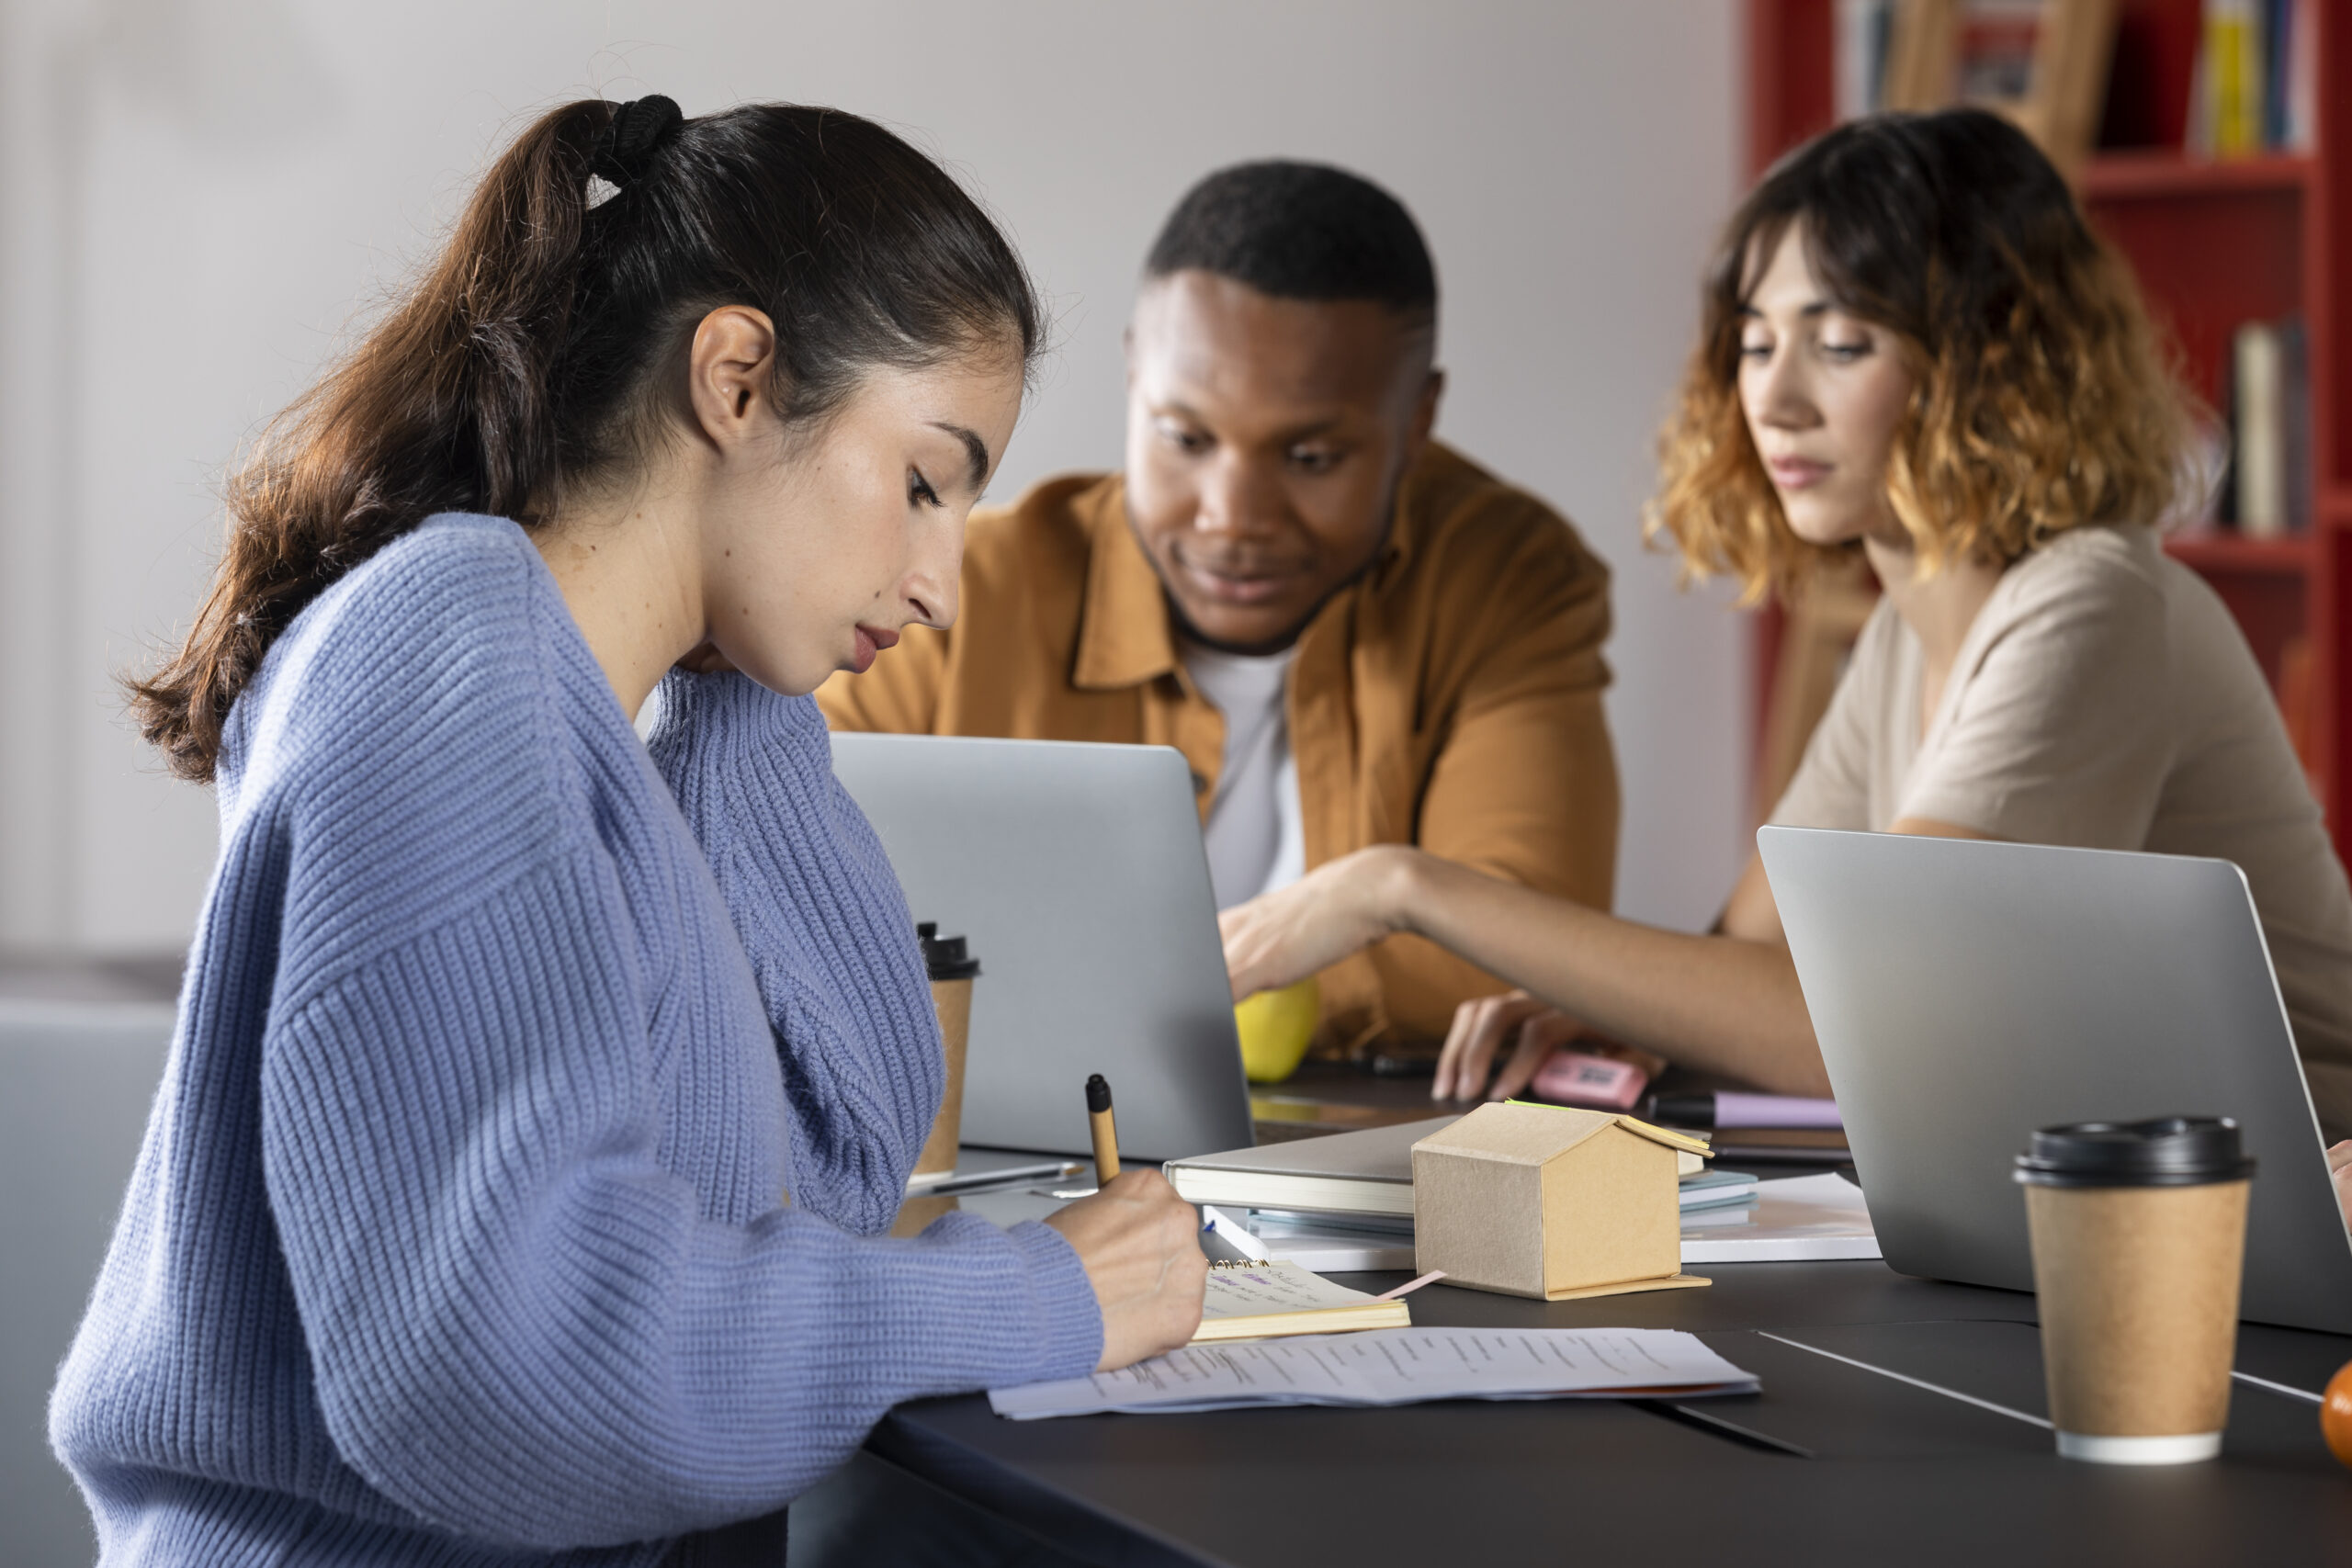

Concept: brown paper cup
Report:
left=2024, top=1179, right=2250, bottom=1463
left=910, top=976, right=973, bottom=1180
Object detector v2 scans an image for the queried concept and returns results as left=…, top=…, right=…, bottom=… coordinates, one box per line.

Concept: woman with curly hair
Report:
left=1220, top=107, right=2352, bottom=1141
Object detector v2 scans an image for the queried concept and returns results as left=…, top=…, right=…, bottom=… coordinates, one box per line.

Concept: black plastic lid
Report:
left=916, top=921, right=980, bottom=982
left=2013, top=1116, right=2256, bottom=1189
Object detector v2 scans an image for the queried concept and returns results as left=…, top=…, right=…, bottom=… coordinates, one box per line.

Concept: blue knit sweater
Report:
left=49, top=513, right=1102, bottom=1565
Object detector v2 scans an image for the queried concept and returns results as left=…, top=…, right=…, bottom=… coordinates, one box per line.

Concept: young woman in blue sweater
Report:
left=51, top=96, right=1204, bottom=1566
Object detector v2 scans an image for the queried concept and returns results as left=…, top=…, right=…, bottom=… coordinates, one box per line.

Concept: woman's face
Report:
left=1736, top=221, right=1917, bottom=547
left=701, top=350, right=1023, bottom=696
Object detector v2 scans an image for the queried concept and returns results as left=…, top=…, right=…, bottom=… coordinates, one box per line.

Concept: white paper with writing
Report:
left=1199, top=1259, right=1385, bottom=1321
left=989, top=1327, right=1758, bottom=1420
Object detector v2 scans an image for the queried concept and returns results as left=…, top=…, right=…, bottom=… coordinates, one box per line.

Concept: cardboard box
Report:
left=1411, top=1101, right=1713, bottom=1301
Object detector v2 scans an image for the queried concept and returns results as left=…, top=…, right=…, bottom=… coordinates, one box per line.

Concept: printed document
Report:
left=989, top=1326, right=1758, bottom=1420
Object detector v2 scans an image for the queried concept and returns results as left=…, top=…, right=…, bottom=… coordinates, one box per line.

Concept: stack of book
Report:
left=1167, top=1114, right=1761, bottom=1268
left=1679, top=1168, right=1765, bottom=1228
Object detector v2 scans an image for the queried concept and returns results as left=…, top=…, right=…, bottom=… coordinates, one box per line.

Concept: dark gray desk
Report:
left=871, top=1260, right=2352, bottom=1566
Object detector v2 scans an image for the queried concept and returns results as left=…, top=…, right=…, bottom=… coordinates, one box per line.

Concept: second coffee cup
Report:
left=910, top=922, right=981, bottom=1183
left=2015, top=1116, right=2256, bottom=1464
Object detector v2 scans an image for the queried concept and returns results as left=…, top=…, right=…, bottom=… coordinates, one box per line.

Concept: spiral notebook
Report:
left=1191, top=1258, right=1411, bottom=1343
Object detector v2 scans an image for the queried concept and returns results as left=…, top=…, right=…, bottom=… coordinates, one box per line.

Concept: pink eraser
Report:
left=1530, top=1049, right=1649, bottom=1111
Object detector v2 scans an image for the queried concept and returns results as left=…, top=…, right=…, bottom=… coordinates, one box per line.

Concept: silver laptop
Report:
left=1758, top=826, right=2352, bottom=1334
left=830, top=732, right=1254, bottom=1164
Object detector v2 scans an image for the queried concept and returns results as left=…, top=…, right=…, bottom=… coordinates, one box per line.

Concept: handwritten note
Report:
left=989, top=1327, right=1758, bottom=1420
left=1201, top=1259, right=1386, bottom=1320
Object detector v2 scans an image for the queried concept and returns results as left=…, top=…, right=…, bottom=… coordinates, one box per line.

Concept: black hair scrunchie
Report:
left=590, top=95, right=684, bottom=190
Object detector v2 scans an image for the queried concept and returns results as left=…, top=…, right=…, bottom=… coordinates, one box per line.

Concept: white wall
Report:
left=0, top=0, right=1747, bottom=953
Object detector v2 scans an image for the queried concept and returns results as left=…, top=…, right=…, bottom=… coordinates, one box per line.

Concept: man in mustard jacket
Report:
left=819, top=161, right=1618, bottom=1057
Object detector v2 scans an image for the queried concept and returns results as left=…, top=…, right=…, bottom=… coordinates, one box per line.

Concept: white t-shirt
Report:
left=1182, top=641, right=1307, bottom=910
left=1771, top=524, right=2352, bottom=1139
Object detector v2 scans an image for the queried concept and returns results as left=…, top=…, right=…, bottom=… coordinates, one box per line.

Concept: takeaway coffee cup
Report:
left=2014, top=1116, right=2256, bottom=1464
left=910, top=922, right=981, bottom=1182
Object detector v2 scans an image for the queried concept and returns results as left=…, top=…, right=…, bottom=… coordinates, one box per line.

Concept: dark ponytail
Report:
left=130, top=98, right=1044, bottom=783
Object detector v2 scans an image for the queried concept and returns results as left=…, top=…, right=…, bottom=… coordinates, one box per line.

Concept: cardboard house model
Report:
left=1411, top=1101, right=1713, bottom=1301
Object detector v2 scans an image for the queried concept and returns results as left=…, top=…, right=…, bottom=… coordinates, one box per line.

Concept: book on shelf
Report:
left=2228, top=314, right=2309, bottom=538
left=1836, top=0, right=1898, bottom=120
left=2235, top=319, right=2285, bottom=536
left=2189, top=0, right=2314, bottom=157
left=1953, top=0, right=2042, bottom=104
left=2282, top=316, right=2312, bottom=533
left=2281, top=0, right=2316, bottom=152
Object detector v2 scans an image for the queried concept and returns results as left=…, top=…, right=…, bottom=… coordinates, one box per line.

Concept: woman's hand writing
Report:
left=1043, top=1169, right=1207, bottom=1371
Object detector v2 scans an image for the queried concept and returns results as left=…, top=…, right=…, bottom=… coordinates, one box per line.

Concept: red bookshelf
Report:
left=2077, top=150, right=2315, bottom=197
left=1747, top=0, right=2349, bottom=841
left=2165, top=532, right=2313, bottom=574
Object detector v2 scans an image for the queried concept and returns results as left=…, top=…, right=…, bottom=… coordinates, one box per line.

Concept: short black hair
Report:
left=1144, top=161, right=1436, bottom=324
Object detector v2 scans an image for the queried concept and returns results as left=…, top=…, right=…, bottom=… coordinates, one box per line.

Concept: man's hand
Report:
left=1221, top=846, right=1416, bottom=1002
left=2329, top=1142, right=2352, bottom=1228
left=1043, top=1169, right=1207, bottom=1371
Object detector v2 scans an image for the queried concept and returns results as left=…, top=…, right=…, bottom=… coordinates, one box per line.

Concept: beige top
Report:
left=1772, top=525, right=2352, bottom=1141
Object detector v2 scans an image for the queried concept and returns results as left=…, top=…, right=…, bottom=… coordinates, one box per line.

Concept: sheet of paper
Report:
left=989, top=1327, right=1758, bottom=1420
left=1680, top=1171, right=1879, bottom=1262
left=1200, top=1259, right=1383, bottom=1321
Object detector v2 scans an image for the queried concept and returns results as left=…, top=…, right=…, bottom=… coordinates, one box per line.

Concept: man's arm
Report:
left=1363, top=509, right=1619, bottom=1041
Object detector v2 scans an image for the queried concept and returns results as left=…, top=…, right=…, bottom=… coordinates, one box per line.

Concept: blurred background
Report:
left=0, top=0, right=1751, bottom=990
left=17, top=2, right=2342, bottom=1562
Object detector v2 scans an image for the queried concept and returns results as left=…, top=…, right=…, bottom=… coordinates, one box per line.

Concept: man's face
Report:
left=1124, top=270, right=1441, bottom=652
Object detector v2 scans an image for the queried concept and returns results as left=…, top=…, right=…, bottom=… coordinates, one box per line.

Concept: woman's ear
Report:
left=684, top=306, right=780, bottom=454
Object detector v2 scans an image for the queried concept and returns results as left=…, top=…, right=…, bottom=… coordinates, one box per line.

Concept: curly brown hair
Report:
left=1646, top=108, right=2199, bottom=604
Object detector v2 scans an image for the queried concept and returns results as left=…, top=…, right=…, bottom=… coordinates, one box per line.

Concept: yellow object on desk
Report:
left=1235, top=976, right=1320, bottom=1083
